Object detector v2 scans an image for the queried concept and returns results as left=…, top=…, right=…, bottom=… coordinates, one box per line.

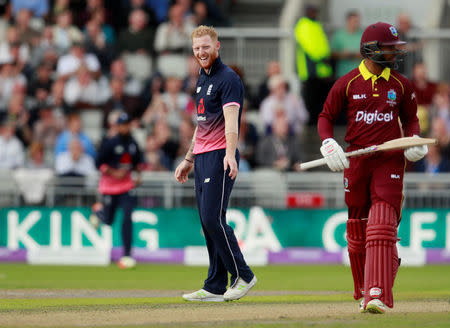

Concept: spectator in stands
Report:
left=109, top=58, right=143, bottom=97
left=27, top=62, right=53, bottom=107
left=192, top=0, right=215, bottom=26
left=160, top=76, right=192, bottom=130
left=76, top=0, right=108, bottom=28
left=414, top=144, right=450, bottom=173
left=84, top=18, right=115, bottom=72
left=54, top=112, right=96, bottom=158
left=143, top=133, right=166, bottom=171
left=117, top=9, right=155, bottom=55
left=99, top=109, right=121, bottom=148
left=412, top=62, right=437, bottom=108
left=239, top=101, right=259, bottom=170
left=174, top=116, right=195, bottom=167
left=55, top=137, right=96, bottom=176
left=7, top=92, right=32, bottom=147
left=331, top=10, right=363, bottom=78
left=153, top=118, right=178, bottom=170
left=260, top=74, right=308, bottom=136
left=120, top=0, right=158, bottom=31
left=51, top=0, right=70, bottom=24
left=29, top=26, right=58, bottom=69
left=52, top=9, right=84, bottom=53
left=183, top=55, right=200, bottom=96
left=146, top=0, right=170, bottom=24
left=430, top=83, right=450, bottom=131
left=0, top=25, right=30, bottom=74
left=411, top=62, right=437, bottom=135
left=0, top=52, right=27, bottom=112
left=256, top=110, right=302, bottom=171
left=396, top=12, right=423, bottom=78
left=0, top=118, right=25, bottom=169
left=141, top=74, right=166, bottom=128
left=24, top=141, right=49, bottom=169
left=90, top=7, right=115, bottom=45
left=103, top=76, right=144, bottom=127
left=56, top=42, right=101, bottom=80
left=33, top=103, right=65, bottom=152
left=154, top=3, right=194, bottom=77
left=430, top=117, right=450, bottom=160
left=254, top=61, right=281, bottom=109
left=15, top=8, right=41, bottom=48
left=294, top=4, right=333, bottom=125
left=47, top=78, right=69, bottom=114
left=11, top=0, right=49, bottom=19
left=63, top=65, right=109, bottom=109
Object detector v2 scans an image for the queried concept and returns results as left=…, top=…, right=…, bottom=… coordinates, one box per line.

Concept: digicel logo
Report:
left=355, top=110, right=393, bottom=124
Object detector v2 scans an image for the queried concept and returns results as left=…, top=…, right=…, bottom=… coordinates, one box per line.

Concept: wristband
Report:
left=184, top=158, right=193, bottom=163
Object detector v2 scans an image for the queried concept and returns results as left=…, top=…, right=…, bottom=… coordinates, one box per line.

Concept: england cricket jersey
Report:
left=193, top=57, right=244, bottom=154
left=318, top=60, right=420, bottom=147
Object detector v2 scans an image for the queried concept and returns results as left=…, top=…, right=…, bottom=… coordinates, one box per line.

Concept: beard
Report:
left=197, top=52, right=218, bottom=70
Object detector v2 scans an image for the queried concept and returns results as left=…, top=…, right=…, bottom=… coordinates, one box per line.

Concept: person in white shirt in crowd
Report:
left=154, top=3, right=195, bottom=77
left=0, top=119, right=25, bottom=169
left=259, top=74, right=309, bottom=136
left=54, top=137, right=96, bottom=176
left=56, top=42, right=101, bottom=81
left=63, top=64, right=109, bottom=108
left=52, top=9, right=83, bottom=53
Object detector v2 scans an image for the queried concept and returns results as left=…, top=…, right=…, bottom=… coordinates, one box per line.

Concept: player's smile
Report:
left=192, top=35, right=220, bottom=71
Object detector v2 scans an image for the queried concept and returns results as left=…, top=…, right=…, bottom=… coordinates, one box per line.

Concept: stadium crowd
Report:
left=0, top=0, right=448, bottom=182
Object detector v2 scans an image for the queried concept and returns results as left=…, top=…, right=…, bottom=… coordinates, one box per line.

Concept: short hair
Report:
left=191, top=25, right=218, bottom=41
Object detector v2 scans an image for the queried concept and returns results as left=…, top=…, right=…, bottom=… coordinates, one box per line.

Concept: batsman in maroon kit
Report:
left=317, top=22, right=428, bottom=313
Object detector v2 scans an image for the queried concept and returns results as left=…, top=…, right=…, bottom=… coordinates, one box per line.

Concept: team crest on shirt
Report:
left=196, top=87, right=201, bottom=93
left=386, top=89, right=397, bottom=106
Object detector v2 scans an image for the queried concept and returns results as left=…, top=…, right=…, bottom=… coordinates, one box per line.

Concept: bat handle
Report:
left=299, top=157, right=328, bottom=170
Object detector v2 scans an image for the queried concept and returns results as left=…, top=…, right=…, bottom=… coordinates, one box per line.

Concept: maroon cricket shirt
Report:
left=318, top=60, right=420, bottom=148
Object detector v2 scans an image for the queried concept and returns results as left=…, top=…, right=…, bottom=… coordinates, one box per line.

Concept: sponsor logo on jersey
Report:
left=353, top=94, right=366, bottom=100
left=391, top=174, right=400, bottom=179
left=355, top=110, right=394, bottom=124
left=204, top=178, right=210, bottom=183
left=207, top=84, right=213, bottom=95
left=197, top=115, right=206, bottom=121
left=369, top=287, right=382, bottom=298
left=196, top=87, right=201, bottom=93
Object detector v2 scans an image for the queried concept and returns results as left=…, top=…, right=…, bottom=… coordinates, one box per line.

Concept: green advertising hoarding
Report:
left=0, top=207, right=448, bottom=252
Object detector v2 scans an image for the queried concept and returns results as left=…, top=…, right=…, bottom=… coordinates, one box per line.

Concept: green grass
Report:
left=0, top=264, right=449, bottom=327
left=1, top=263, right=449, bottom=293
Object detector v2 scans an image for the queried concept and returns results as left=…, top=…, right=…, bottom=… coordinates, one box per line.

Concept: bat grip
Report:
left=299, top=158, right=328, bottom=170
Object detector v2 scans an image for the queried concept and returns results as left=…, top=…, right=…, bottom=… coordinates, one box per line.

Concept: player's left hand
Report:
left=404, top=135, right=428, bottom=162
left=224, top=155, right=238, bottom=180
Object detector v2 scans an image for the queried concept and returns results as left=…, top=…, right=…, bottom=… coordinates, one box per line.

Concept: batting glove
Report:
left=404, top=135, right=428, bottom=162
left=320, top=138, right=349, bottom=172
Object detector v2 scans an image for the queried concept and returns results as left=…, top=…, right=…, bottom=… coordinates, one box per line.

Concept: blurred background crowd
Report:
left=0, top=0, right=448, bottom=182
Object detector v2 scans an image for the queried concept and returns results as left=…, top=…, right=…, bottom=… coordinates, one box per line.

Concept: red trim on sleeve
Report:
left=222, top=102, right=240, bottom=109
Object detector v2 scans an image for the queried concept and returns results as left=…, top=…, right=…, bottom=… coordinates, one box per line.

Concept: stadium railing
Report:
left=1, top=170, right=450, bottom=209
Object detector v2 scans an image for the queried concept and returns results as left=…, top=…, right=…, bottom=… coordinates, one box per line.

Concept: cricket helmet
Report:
left=360, top=22, right=407, bottom=69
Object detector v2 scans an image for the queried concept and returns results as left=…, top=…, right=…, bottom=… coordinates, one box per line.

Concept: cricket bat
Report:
left=299, top=137, right=438, bottom=171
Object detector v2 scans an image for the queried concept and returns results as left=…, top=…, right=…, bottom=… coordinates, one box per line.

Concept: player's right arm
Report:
left=174, top=127, right=197, bottom=183
left=317, top=78, right=349, bottom=172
